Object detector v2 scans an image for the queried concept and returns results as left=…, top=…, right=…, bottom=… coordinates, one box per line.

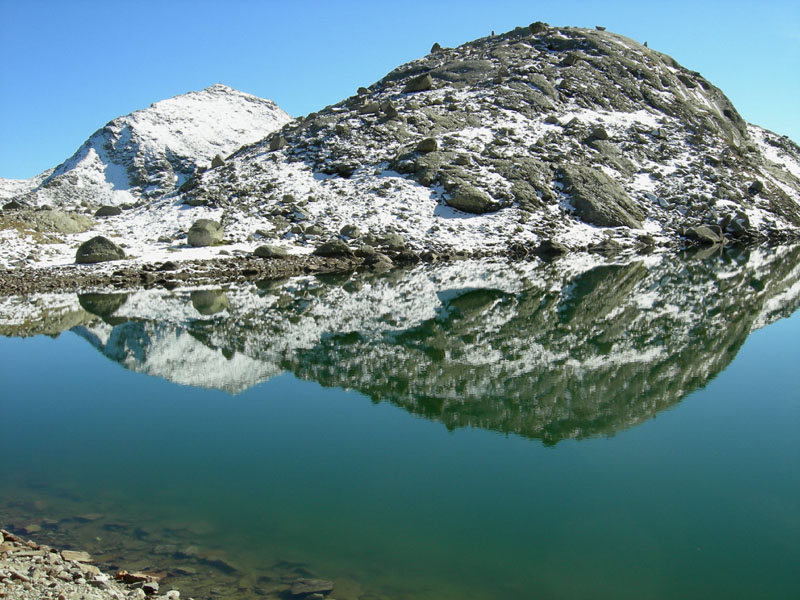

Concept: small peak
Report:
left=204, top=83, right=236, bottom=94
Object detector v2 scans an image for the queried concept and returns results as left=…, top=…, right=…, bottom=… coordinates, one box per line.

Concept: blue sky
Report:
left=1, top=0, right=798, bottom=179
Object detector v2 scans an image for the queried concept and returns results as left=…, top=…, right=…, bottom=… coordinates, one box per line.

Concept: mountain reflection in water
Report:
left=3, top=245, right=799, bottom=444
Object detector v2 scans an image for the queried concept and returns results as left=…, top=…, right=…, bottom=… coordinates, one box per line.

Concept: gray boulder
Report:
left=313, top=239, right=354, bottom=257
left=188, top=219, right=223, bottom=247
left=211, top=154, right=225, bottom=168
left=94, top=205, right=122, bottom=217
left=403, top=74, right=433, bottom=93
left=378, top=233, right=406, bottom=251
left=269, top=136, right=287, bottom=151
left=340, top=224, right=361, bottom=238
left=446, top=184, right=499, bottom=214
left=685, top=225, right=724, bottom=245
left=416, top=138, right=438, bottom=153
left=253, top=245, right=288, bottom=258
left=76, top=236, right=125, bottom=264
left=560, top=165, right=644, bottom=228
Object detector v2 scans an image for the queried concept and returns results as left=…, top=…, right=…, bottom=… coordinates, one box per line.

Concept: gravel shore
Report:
left=0, top=529, right=181, bottom=600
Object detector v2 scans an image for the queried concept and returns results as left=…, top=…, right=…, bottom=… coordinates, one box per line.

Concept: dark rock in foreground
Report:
left=76, top=236, right=125, bottom=264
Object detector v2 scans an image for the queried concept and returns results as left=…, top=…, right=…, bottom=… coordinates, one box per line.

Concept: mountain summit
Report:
left=184, top=23, right=800, bottom=254
left=1, top=85, right=291, bottom=208
left=2, top=24, right=800, bottom=270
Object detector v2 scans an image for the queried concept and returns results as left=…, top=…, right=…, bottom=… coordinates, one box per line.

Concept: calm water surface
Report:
left=1, top=249, right=799, bottom=599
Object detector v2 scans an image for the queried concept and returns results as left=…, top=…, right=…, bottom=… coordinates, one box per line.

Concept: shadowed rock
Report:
left=75, top=236, right=125, bottom=264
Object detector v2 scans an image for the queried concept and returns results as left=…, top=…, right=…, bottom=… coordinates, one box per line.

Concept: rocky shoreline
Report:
left=0, top=232, right=713, bottom=297
left=0, top=529, right=180, bottom=600
left=0, top=492, right=353, bottom=600
left=0, top=244, right=532, bottom=296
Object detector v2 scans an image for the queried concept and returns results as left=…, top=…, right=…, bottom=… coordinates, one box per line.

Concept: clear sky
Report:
left=1, top=0, right=798, bottom=180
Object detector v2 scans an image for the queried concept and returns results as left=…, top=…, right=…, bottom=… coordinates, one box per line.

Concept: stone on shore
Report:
left=187, top=219, right=223, bottom=247
left=254, top=244, right=289, bottom=258
left=76, top=236, right=126, bottom=264
left=62, top=550, right=92, bottom=562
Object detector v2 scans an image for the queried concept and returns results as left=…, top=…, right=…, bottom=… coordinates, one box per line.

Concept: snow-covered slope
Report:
left=3, top=246, right=800, bottom=441
left=182, top=24, right=800, bottom=256
left=2, top=84, right=291, bottom=209
left=3, top=24, right=800, bottom=270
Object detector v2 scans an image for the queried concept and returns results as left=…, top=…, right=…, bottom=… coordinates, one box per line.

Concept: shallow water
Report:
left=1, top=248, right=799, bottom=599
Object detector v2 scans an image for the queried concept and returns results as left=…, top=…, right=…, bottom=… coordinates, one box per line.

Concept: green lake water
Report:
left=1, top=248, right=799, bottom=599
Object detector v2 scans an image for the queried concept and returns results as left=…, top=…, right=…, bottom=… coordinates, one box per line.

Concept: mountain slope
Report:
left=183, top=23, right=800, bottom=254
left=2, top=84, right=291, bottom=209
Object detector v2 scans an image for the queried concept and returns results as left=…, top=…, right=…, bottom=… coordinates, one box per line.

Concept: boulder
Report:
left=313, top=239, right=353, bottom=257
left=378, top=233, right=406, bottom=251
left=529, top=21, right=549, bottom=34
left=560, top=165, right=644, bottom=228
left=291, top=579, right=334, bottom=597
left=403, top=73, right=433, bottom=93
left=445, top=184, right=499, bottom=214
left=62, top=550, right=92, bottom=562
left=211, top=154, right=225, bottom=168
left=253, top=244, right=288, bottom=258
left=590, top=126, right=610, bottom=141
left=358, top=102, right=381, bottom=115
left=75, top=236, right=125, bottom=264
left=416, top=138, right=438, bottom=153
left=748, top=180, right=764, bottom=195
left=3, top=200, right=23, bottom=210
left=685, top=225, right=724, bottom=245
left=382, top=101, right=399, bottom=119
left=534, top=239, right=569, bottom=257
left=339, top=224, right=361, bottom=238
left=94, top=205, right=122, bottom=217
left=269, top=136, right=287, bottom=151
left=187, top=219, right=223, bottom=247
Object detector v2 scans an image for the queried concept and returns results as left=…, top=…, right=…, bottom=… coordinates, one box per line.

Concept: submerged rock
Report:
left=291, top=578, right=334, bottom=597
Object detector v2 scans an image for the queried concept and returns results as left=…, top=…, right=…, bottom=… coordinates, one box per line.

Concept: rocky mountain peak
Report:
left=185, top=23, right=800, bottom=254
left=2, top=85, right=291, bottom=210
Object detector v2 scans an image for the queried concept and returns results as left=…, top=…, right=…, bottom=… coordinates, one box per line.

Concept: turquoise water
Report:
left=1, top=252, right=799, bottom=599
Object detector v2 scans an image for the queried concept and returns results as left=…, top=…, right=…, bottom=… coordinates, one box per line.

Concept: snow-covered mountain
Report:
left=3, top=246, right=799, bottom=442
left=182, top=24, right=800, bottom=256
left=0, top=84, right=291, bottom=208
left=2, top=23, right=800, bottom=271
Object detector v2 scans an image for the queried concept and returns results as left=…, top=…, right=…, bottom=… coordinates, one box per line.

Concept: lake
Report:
left=1, top=246, right=799, bottom=599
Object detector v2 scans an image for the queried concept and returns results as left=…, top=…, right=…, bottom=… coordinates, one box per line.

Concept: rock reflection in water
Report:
left=2, top=245, right=800, bottom=444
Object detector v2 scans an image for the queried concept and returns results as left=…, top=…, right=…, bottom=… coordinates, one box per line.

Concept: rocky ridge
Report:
left=183, top=23, right=800, bottom=255
left=1, top=85, right=291, bottom=209
left=2, top=24, right=800, bottom=272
